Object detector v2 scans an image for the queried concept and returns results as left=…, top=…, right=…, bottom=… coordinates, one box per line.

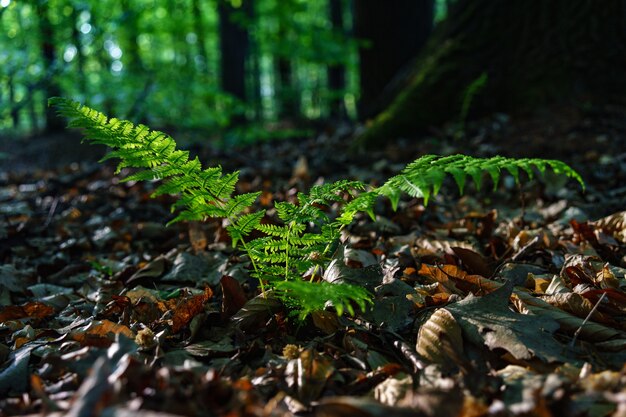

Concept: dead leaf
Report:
left=231, top=291, right=283, bottom=331
left=188, top=221, right=208, bottom=253
left=285, top=348, right=334, bottom=404
left=126, top=255, right=166, bottom=285
left=0, top=301, right=55, bottom=322
left=416, top=308, right=466, bottom=369
left=451, top=246, right=493, bottom=277
left=445, top=283, right=571, bottom=363
left=71, top=319, right=134, bottom=347
left=220, top=275, right=248, bottom=319
left=592, top=211, right=626, bottom=243
left=170, top=286, right=213, bottom=333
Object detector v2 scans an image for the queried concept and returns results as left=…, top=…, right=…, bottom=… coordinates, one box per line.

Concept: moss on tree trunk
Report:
left=358, top=0, right=626, bottom=146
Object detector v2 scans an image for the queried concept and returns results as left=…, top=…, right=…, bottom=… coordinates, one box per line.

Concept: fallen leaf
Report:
left=220, top=275, right=248, bottom=319
left=170, top=286, right=213, bottom=333
left=416, top=308, right=466, bottom=369
left=0, top=301, right=55, bottom=322
left=445, top=283, right=571, bottom=363
left=285, top=348, right=334, bottom=404
left=71, top=319, right=134, bottom=347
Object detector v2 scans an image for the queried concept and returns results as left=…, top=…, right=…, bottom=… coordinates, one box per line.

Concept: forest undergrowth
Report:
left=1, top=105, right=625, bottom=416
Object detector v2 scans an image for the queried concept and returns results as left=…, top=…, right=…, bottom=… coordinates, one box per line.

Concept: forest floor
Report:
left=1, top=104, right=625, bottom=416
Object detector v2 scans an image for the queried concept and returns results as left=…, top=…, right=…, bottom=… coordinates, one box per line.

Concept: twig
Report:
left=569, top=292, right=607, bottom=348
left=511, top=235, right=541, bottom=262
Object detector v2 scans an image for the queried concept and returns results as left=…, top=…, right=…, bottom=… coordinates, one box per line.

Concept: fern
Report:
left=50, top=98, right=585, bottom=321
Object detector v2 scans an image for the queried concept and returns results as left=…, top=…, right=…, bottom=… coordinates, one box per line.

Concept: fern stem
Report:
left=237, top=234, right=266, bottom=295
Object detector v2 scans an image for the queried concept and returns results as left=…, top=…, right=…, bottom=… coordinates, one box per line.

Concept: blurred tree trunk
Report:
left=192, top=0, right=210, bottom=70
left=218, top=0, right=250, bottom=123
left=247, top=2, right=263, bottom=121
left=120, top=0, right=143, bottom=75
left=275, top=8, right=299, bottom=121
left=70, top=5, right=87, bottom=97
left=8, top=74, right=19, bottom=128
left=353, top=0, right=434, bottom=120
left=36, top=0, right=64, bottom=133
left=358, top=0, right=626, bottom=146
left=327, top=0, right=347, bottom=120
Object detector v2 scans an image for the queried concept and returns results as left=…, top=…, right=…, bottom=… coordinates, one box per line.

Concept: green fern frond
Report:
left=52, top=98, right=584, bottom=321
left=274, top=280, right=373, bottom=320
left=377, top=154, right=584, bottom=206
left=50, top=98, right=259, bottom=229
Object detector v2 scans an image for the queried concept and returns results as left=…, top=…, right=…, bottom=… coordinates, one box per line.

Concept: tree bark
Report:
left=327, top=0, right=347, bottom=119
left=218, top=0, right=250, bottom=103
left=354, top=0, right=434, bottom=120
left=358, top=0, right=626, bottom=145
left=36, top=0, right=64, bottom=133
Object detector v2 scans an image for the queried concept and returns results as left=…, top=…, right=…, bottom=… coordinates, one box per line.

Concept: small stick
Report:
left=569, top=292, right=607, bottom=348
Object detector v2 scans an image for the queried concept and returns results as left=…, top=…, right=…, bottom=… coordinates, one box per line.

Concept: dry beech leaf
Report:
left=71, top=319, right=134, bottom=347
left=596, top=263, right=621, bottom=289
left=285, top=348, right=334, bottom=404
left=188, top=221, right=208, bottom=252
left=446, top=283, right=569, bottom=363
left=0, top=301, right=55, bottom=322
left=416, top=308, right=465, bottom=367
left=220, top=275, right=247, bottom=319
left=314, top=395, right=420, bottom=417
left=451, top=246, right=493, bottom=277
left=170, top=286, right=213, bottom=333
left=540, top=293, right=611, bottom=324
left=231, top=291, right=283, bottom=331
left=513, top=290, right=626, bottom=342
left=592, top=211, right=626, bottom=243
left=126, top=255, right=166, bottom=285
left=418, top=263, right=499, bottom=295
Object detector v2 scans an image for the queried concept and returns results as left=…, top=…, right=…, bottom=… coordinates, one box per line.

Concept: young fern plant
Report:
left=50, top=98, right=584, bottom=320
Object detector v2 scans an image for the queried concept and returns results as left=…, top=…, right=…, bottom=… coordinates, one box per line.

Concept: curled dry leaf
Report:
left=231, top=291, right=283, bottom=331
left=512, top=291, right=626, bottom=342
left=220, top=275, right=248, bottom=319
left=285, top=348, right=334, bottom=405
left=0, top=301, right=55, bottom=322
left=170, top=286, right=213, bottom=333
left=592, top=211, right=626, bottom=244
left=540, top=292, right=613, bottom=325
left=70, top=319, right=134, bottom=347
left=416, top=308, right=465, bottom=368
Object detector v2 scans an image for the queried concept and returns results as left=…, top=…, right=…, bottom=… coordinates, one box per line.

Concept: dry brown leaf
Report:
left=592, top=211, right=626, bottom=243
left=416, top=308, right=465, bottom=367
left=286, top=348, right=334, bottom=404
left=71, top=319, right=134, bottom=347
left=0, top=302, right=55, bottom=322
left=170, top=286, right=213, bottom=333
left=188, top=221, right=208, bottom=253
left=418, top=263, right=499, bottom=295
left=512, top=291, right=626, bottom=342
left=540, top=292, right=610, bottom=323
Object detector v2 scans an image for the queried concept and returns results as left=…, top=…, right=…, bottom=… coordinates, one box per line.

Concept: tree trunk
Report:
left=36, top=0, right=64, bottom=133
left=218, top=0, right=250, bottom=104
left=274, top=3, right=300, bottom=121
left=358, top=0, right=626, bottom=145
left=192, top=0, right=210, bottom=71
left=70, top=5, right=87, bottom=97
left=8, top=74, right=19, bottom=129
left=327, top=0, right=347, bottom=119
left=354, top=0, right=434, bottom=120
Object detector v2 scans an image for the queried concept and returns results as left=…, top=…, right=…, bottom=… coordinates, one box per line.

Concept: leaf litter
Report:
left=1, top=116, right=626, bottom=416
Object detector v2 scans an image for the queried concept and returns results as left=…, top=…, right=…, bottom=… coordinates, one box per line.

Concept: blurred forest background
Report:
left=0, top=0, right=446, bottom=142
left=1, top=0, right=625, bottom=146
